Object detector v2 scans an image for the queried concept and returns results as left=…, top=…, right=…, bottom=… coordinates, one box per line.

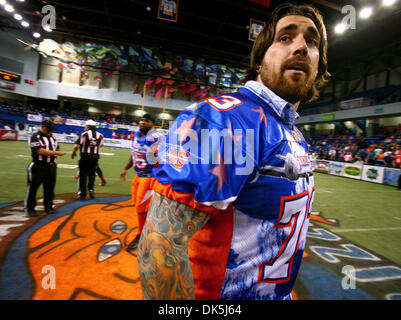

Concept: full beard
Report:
left=259, top=61, right=314, bottom=104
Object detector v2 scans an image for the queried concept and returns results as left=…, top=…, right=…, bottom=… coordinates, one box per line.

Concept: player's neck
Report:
left=139, top=128, right=151, bottom=137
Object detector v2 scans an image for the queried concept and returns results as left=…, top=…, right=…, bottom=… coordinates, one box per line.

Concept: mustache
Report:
left=281, top=58, right=312, bottom=75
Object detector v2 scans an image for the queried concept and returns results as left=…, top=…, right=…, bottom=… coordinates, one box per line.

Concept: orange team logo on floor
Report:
left=26, top=199, right=143, bottom=300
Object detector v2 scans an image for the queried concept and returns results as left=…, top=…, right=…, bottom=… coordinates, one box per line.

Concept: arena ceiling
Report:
left=1, top=0, right=401, bottom=83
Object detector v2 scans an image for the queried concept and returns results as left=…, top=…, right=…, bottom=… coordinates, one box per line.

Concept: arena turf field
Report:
left=0, top=140, right=400, bottom=300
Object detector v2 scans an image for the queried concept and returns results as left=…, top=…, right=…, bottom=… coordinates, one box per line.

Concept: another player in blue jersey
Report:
left=138, top=3, right=330, bottom=300
left=120, top=113, right=161, bottom=252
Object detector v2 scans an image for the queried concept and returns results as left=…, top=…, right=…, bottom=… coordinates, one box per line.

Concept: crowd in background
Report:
left=308, top=129, right=401, bottom=168
left=0, top=100, right=169, bottom=130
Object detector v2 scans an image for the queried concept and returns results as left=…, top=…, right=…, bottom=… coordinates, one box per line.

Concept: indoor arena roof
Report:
left=1, top=0, right=401, bottom=82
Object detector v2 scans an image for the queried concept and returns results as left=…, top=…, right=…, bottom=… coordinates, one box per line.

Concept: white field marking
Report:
left=11, top=207, right=25, bottom=211
left=0, top=224, right=23, bottom=237
left=319, top=188, right=401, bottom=193
left=57, top=164, right=78, bottom=169
left=2, top=211, right=27, bottom=215
left=318, top=188, right=333, bottom=193
left=0, top=172, right=121, bottom=180
left=334, top=227, right=401, bottom=233
left=0, top=215, right=30, bottom=221
left=100, top=152, right=115, bottom=156
left=394, top=217, right=401, bottom=221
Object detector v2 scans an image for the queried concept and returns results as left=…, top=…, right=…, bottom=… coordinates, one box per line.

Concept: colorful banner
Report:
left=158, top=0, right=179, bottom=22
left=0, top=130, right=18, bottom=141
left=249, top=19, right=265, bottom=41
left=343, top=163, right=363, bottom=180
left=328, top=161, right=345, bottom=176
left=361, top=165, right=384, bottom=184
left=65, top=119, right=86, bottom=127
left=314, top=160, right=329, bottom=173
left=27, top=114, right=43, bottom=123
left=52, top=117, right=65, bottom=124
left=383, top=168, right=401, bottom=187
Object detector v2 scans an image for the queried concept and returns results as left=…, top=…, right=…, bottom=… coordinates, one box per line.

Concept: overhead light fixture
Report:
left=382, top=0, right=396, bottom=6
left=21, top=21, right=29, bottom=27
left=33, top=32, right=41, bottom=38
left=13, top=13, right=22, bottom=20
left=359, top=7, right=373, bottom=19
left=0, top=0, right=6, bottom=5
left=4, top=4, right=14, bottom=12
left=146, top=6, right=151, bottom=11
left=334, top=23, right=346, bottom=34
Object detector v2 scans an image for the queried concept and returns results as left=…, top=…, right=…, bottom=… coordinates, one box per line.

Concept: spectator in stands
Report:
left=328, top=147, right=336, bottom=160
left=3, top=123, right=12, bottom=130
left=384, top=151, right=394, bottom=168
left=344, top=151, right=353, bottom=162
left=17, top=120, right=25, bottom=131
left=337, top=147, right=345, bottom=162
left=393, top=152, right=401, bottom=168
left=374, top=149, right=385, bottom=166
left=357, top=148, right=367, bottom=164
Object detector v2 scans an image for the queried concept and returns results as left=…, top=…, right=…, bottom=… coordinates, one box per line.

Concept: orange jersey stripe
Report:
left=151, top=179, right=234, bottom=299
left=151, top=179, right=232, bottom=216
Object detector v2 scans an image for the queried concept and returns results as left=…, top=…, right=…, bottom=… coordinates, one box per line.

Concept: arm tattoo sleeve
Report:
left=137, top=192, right=211, bottom=300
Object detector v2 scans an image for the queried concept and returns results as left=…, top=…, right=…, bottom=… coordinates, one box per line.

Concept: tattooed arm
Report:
left=137, top=192, right=211, bottom=300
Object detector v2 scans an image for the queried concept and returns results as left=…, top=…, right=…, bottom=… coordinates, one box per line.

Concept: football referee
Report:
left=71, top=120, right=104, bottom=200
left=24, top=120, right=66, bottom=216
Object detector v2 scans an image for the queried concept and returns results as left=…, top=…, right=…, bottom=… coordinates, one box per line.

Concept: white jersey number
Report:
left=258, top=188, right=314, bottom=283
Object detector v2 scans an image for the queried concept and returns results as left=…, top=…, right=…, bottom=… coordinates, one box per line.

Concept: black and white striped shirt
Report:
left=29, top=130, right=59, bottom=164
left=75, top=129, right=104, bottom=155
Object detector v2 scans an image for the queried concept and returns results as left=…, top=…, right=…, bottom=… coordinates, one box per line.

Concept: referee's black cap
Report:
left=142, top=113, right=156, bottom=123
left=41, top=120, right=55, bottom=132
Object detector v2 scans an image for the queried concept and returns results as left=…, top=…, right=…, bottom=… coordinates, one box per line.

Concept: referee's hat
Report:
left=41, top=120, right=55, bottom=132
left=85, top=119, right=97, bottom=127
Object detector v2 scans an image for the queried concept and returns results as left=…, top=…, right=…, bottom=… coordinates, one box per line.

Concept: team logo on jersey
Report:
left=291, top=130, right=302, bottom=142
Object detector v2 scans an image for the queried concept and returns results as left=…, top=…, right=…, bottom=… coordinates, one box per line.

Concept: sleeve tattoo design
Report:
left=137, top=192, right=211, bottom=300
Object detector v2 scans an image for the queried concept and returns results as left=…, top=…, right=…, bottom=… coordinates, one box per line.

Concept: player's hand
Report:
left=71, top=152, right=76, bottom=159
left=120, top=170, right=127, bottom=181
left=57, top=151, right=66, bottom=156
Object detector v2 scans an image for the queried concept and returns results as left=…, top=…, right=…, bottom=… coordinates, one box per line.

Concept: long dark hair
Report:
left=241, top=3, right=330, bottom=104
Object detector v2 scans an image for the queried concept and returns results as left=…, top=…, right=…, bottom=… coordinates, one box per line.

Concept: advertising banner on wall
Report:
left=103, top=138, right=131, bottom=149
left=27, top=114, right=43, bottom=123
left=65, top=119, right=86, bottom=127
left=314, top=160, right=329, bottom=173
left=0, top=130, right=18, bottom=141
left=343, top=163, right=363, bottom=180
left=383, top=168, right=401, bottom=187
left=328, top=161, right=344, bottom=176
left=361, top=165, right=384, bottom=184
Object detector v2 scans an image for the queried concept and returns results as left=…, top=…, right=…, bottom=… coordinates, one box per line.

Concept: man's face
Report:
left=139, top=118, right=153, bottom=132
left=257, top=15, right=320, bottom=105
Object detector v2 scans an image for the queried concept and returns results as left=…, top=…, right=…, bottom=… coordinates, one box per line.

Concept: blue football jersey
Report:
left=152, top=81, right=315, bottom=300
left=131, top=129, right=161, bottom=177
